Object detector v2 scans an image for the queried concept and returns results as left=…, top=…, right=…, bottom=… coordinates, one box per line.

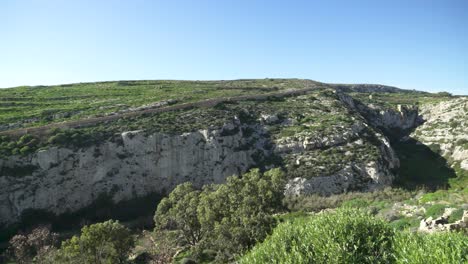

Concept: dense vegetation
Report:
left=7, top=164, right=464, bottom=264
left=241, top=208, right=467, bottom=263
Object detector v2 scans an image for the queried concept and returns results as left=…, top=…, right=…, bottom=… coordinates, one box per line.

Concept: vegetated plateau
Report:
left=0, top=79, right=466, bottom=263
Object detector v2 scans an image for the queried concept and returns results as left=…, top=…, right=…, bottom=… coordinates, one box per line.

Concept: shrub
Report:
left=448, top=208, right=464, bottom=223
left=240, top=208, right=395, bottom=264
left=389, top=217, right=420, bottom=230
left=436, top=91, right=452, bottom=97
left=8, top=225, right=58, bottom=264
left=456, top=138, right=468, bottom=148
left=393, top=231, right=467, bottom=264
left=19, top=146, right=31, bottom=155
left=17, top=134, right=34, bottom=145
left=341, top=198, right=370, bottom=208
left=55, top=220, right=134, bottom=264
left=47, top=133, right=68, bottom=145
left=419, top=190, right=449, bottom=204
left=425, top=204, right=447, bottom=218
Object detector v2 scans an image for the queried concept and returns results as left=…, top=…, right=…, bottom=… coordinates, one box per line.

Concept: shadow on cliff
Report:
left=391, top=138, right=456, bottom=191
left=377, top=118, right=457, bottom=191
left=0, top=192, right=163, bottom=252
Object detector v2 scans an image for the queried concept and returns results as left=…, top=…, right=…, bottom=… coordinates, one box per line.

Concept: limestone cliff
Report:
left=411, top=97, right=468, bottom=170
left=337, top=93, right=421, bottom=133
left=0, top=90, right=417, bottom=226
left=0, top=120, right=270, bottom=225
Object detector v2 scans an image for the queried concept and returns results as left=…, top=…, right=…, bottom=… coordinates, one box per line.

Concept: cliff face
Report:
left=0, top=120, right=270, bottom=225
left=0, top=91, right=422, bottom=226
left=337, top=93, right=421, bottom=133
left=411, top=98, right=468, bottom=170
left=284, top=150, right=398, bottom=196
left=282, top=93, right=414, bottom=196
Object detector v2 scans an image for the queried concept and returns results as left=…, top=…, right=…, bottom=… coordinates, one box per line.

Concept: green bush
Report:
left=419, top=190, right=450, bottom=204
left=393, top=231, right=467, bottom=264
left=341, top=198, right=370, bottom=208
left=240, top=208, right=395, bottom=264
left=19, top=145, right=31, bottom=155
left=425, top=204, right=447, bottom=218
left=448, top=208, right=464, bottom=223
left=154, top=168, right=286, bottom=262
left=389, top=217, right=420, bottom=230
left=54, top=220, right=134, bottom=263
left=48, top=133, right=68, bottom=145
left=242, top=209, right=467, bottom=264
left=18, top=134, right=34, bottom=145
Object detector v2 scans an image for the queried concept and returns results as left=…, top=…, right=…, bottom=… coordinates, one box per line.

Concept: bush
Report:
left=47, top=133, right=68, bottom=145
left=436, top=91, right=452, bottom=97
left=448, top=208, right=464, bottom=223
left=389, top=217, right=420, bottom=230
left=8, top=225, right=58, bottom=264
left=425, top=204, right=447, bottom=218
left=240, top=208, right=395, bottom=264
left=341, top=198, right=371, bottom=208
left=17, top=134, right=34, bottom=145
left=419, top=190, right=450, bottom=204
left=55, top=220, right=134, bottom=263
left=19, top=146, right=31, bottom=155
left=393, top=231, right=467, bottom=264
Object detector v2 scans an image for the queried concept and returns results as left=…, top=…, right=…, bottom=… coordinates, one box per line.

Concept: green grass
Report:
left=393, top=231, right=468, bottom=264
left=389, top=217, right=420, bottom=230
left=424, top=204, right=448, bottom=218
left=241, top=208, right=395, bottom=264
left=349, top=91, right=452, bottom=110
left=241, top=209, right=467, bottom=264
left=0, top=79, right=320, bottom=129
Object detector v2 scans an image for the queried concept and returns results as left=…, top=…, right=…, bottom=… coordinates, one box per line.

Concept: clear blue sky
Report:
left=1, top=0, right=467, bottom=94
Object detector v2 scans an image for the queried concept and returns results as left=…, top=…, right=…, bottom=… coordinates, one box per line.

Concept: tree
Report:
left=154, top=183, right=203, bottom=246
left=55, top=220, right=134, bottom=264
left=199, top=168, right=285, bottom=260
left=153, top=168, right=286, bottom=261
left=436, top=91, right=452, bottom=97
left=8, top=225, right=58, bottom=264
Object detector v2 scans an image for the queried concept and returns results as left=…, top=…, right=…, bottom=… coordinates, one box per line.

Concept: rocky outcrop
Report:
left=283, top=130, right=399, bottom=196
left=332, top=84, right=415, bottom=93
left=411, top=98, right=468, bottom=169
left=285, top=161, right=395, bottom=196
left=0, top=119, right=271, bottom=225
left=419, top=210, right=468, bottom=233
left=337, top=93, right=421, bottom=133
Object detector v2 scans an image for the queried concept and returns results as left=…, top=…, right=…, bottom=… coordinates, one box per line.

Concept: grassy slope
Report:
left=0, top=79, right=320, bottom=128
left=349, top=91, right=453, bottom=109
